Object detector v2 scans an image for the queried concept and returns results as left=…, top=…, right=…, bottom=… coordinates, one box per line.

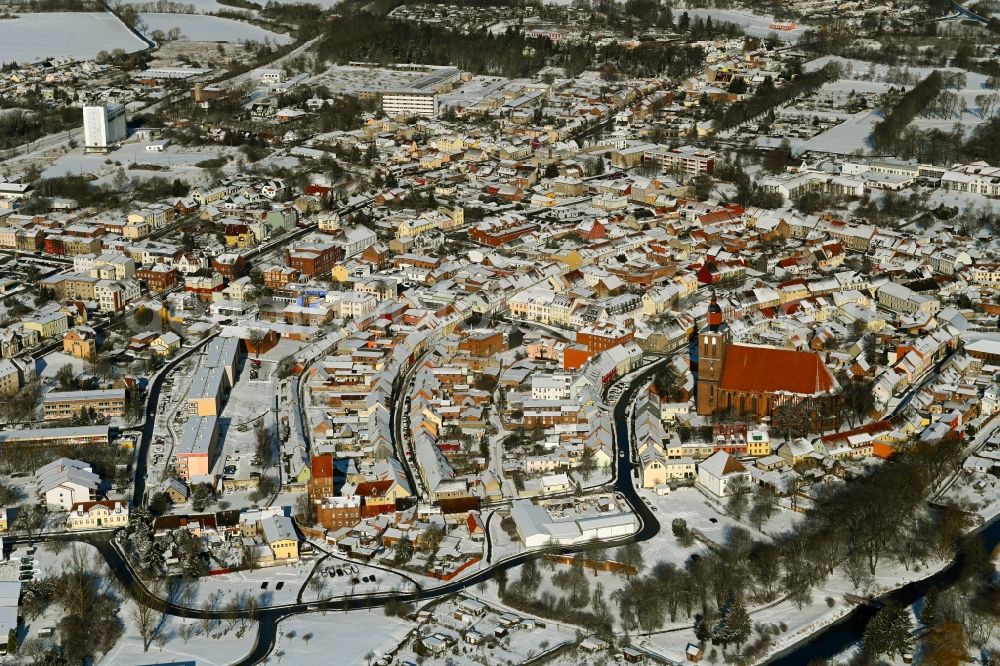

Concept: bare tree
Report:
left=131, top=578, right=165, bottom=652
left=13, top=504, right=47, bottom=542
left=247, top=328, right=267, bottom=359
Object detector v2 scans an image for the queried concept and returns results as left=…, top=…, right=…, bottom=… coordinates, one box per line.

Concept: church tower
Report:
left=696, top=293, right=729, bottom=416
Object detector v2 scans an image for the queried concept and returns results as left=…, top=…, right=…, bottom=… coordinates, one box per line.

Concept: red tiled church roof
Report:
left=720, top=344, right=835, bottom=396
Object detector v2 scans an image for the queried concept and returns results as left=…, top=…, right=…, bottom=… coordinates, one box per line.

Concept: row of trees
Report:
left=714, top=63, right=842, bottom=131
left=315, top=18, right=558, bottom=79
left=871, top=70, right=944, bottom=153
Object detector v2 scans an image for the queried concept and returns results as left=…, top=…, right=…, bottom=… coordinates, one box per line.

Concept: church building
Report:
left=696, top=294, right=839, bottom=419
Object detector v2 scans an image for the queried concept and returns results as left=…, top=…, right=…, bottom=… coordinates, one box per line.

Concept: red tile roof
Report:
left=354, top=480, right=394, bottom=497
left=311, top=454, right=333, bottom=479
left=720, top=344, right=835, bottom=396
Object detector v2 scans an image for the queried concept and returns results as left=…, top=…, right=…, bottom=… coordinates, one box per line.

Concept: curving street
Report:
left=8, top=342, right=672, bottom=664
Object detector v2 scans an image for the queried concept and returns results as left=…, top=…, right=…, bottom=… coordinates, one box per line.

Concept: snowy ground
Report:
left=0, top=12, right=147, bottom=64
left=790, top=57, right=1000, bottom=155
left=35, top=351, right=91, bottom=381
left=139, top=13, right=292, bottom=44
left=299, top=550, right=419, bottom=602
left=633, top=485, right=800, bottom=567
left=41, top=142, right=234, bottom=182
left=271, top=610, right=414, bottom=664
left=100, top=600, right=257, bottom=666
left=186, top=560, right=315, bottom=608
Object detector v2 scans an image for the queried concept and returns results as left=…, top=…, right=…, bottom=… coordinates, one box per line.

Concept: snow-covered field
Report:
left=272, top=610, right=414, bottom=664
left=140, top=13, right=292, bottom=44
left=41, top=142, right=233, bottom=181
left=0, top=12, right=147, bottom=64
left=801, top=56, right=1000, bottom=146
left=100, top=600, right=257, bottom=666
left=188, top=561, right=314, bottom=607
left=794, top=110, right=878, bottom=155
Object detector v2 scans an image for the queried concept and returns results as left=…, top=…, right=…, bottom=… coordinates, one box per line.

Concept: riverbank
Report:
left=764, top=476, right=1000, bottom=664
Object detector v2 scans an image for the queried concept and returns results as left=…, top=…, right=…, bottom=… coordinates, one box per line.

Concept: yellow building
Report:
left=186, top=367, right=224, bottom=416
left=23, top=311, right=70, bottom=339
left=261, top=515, right=299, bottom=561
left=747, top=429, right=772, bottom=457
left=151, top=332, right=181, bottom=357
left=63, top=327, right=97, bottom=360
left=66, top=501, right=130, bottom=530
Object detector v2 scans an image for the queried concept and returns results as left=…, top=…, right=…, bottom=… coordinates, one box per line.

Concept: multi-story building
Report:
left=382, top=91, right=438, bottom=118
left=643, top=145, right=715, bottom=176
left=0, top=358, right=23, bottom=396
left=36, top=458, right=99, bottom=510
left=576, top=322, right=634, bottom=354
left=876, top=282, right=941, bottom=316
left=316, top=496, right=362, bottom=531
left=137, top=263, right=179, bottom=292
left=66, top=500, right=129, bottom=530
left=83, top=104, right=127, bottom=153
left=177, top=415, right=219, bottom=480
left=186, top=366, right=226, bottom=416
left=184, top=273, right=225, bottom=302
left=94, top=279, right=139, bottom=313
left=42, top=389, right=126, bottom=420
left=39, top=274, right=98, bottom=301
left=63, top=327, right=97, bottom=360
left=284, top=242, right=342, bottom=277
left=22, top=311, right=69, bottom=339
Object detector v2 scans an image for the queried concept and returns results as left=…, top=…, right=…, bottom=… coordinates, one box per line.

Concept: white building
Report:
left=36, top=457, right=100, bottom=510
left=697, top=451, right=751, bottom=497
left=382, top=91, right=438, bottom=118
left=509, top=499, right=638, bottom=548
left=83, top=104, right=127, bottom=153
left=530, top=374, right=571, bottom=400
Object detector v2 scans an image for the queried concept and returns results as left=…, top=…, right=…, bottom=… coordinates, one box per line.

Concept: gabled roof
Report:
left=700, top=451, right=745, bottom=478
left=720, top=344, right=836, bottom=396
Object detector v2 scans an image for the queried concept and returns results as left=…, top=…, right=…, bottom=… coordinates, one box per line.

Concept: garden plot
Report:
left=0, top=12, right=147, bottom=64
left=140, top=13, right=293, bottom=44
